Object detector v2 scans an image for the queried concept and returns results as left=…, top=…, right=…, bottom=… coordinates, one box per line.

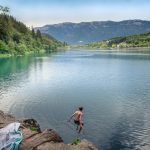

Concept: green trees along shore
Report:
left=0, top=6, right=64, bottom=56
left=1, top=5, right=149, bottom=55
left=86, top=32, right=150, bottom=49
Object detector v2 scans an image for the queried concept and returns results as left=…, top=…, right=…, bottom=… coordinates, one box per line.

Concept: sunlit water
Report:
left=0, top=49, right=150, bottom=150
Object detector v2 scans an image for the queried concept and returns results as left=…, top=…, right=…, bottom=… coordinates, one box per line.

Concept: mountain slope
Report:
left=86, top=32, right=150, bottom=48
left=0, top=13, right=63, bottom=55
left=36, top=20, right=150, bottom=45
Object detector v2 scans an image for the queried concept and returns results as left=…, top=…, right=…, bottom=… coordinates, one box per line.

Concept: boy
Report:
left=69, top=107, right=84, bottom=133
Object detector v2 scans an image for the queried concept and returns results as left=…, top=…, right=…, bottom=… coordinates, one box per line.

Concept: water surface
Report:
left=0, top=49, right=150, bottom=150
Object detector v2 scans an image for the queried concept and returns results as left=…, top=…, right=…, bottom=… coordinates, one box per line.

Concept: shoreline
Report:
left=0, top=110, right=98, bottom=150
left=1, top=46, right=150, bottom=59
left=0, top=53, right=12, bottom=58
left=0, top=47, right=68, bottom=59
left=75, top=46, right=150, bottom=50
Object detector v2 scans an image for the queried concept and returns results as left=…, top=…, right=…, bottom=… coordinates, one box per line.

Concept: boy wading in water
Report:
left=69, top=107, right=84, bottom=133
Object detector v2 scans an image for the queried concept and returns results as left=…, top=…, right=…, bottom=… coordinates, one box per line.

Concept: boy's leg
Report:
left=76, top=125, right=79, bottom=130
left=78, top=123, right=84, bottom=133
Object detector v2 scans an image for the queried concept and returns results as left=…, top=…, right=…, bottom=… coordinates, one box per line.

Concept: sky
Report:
left=0, top=0, right=150, bottom=27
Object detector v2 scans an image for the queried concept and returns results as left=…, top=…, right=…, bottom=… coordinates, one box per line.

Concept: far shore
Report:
left=70, top=46, right=150, bottom=51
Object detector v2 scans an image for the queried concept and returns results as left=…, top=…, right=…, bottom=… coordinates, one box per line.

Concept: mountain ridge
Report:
left=38, top=19, right=149, bottom=26
left=35, top=20, right=150, bottom=45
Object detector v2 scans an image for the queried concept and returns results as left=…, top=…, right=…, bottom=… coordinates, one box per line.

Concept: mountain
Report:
left=0, top=12, right=63, bottom=55
left=36, top=20, right=150, bottom=45
left=86, top=32, right=150, bottom=49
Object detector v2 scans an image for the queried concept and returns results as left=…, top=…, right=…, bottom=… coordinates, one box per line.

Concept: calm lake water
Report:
left=0, top=49, right=150, bottom=150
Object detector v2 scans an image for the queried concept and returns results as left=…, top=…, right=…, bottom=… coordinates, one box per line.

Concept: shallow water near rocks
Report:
left=0, top=48, right=150, bottom=150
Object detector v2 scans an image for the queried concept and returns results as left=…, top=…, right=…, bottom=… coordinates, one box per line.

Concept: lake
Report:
left=0, top=48, right=150, bottom=150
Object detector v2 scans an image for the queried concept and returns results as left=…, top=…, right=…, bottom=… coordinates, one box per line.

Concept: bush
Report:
left=0, top=40, right=9, bottom=53
left=15, top=43, right=27, bottom=55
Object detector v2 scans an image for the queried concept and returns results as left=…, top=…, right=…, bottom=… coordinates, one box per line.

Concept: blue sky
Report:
left=0, top=0, right=150, bottom=27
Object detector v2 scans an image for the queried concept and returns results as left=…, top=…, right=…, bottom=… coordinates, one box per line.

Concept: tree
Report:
left=0, top=40, right=9, bottom=53
left=32, top=27, right=35, bottom=38
left=0, top=5, right=3, bottom=11
left=3, top=7, right=10, bottom=14
left=0, top=5, right=10, bottom=14
left=13, top=33, right=21, bottom=43
left=0, top=17, right=10, bottom=42
left=36, top=29, right=42, bottom=40
left=15, top=43, right=27, bottom=54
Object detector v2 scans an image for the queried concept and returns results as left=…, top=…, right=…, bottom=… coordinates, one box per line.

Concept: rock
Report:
left=0, top=110, right=98, bottom=150
left=0, top=110, right=16, bottom=128
left=36, top=140, right=98, bottom=150
left=72, top=139, right=98, bottom=150
left=19, top=129, right=63, bottom=150
left=19, top=118, right=41, bottom=132
left=21, top=128, right=38, bottom=139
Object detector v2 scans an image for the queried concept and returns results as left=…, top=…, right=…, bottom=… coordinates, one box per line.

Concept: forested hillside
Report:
left=86, top=32, right=150, bottom=49
left=0, top=6, right=63, bottom=55
left=36, top=20, right=150, bottom=45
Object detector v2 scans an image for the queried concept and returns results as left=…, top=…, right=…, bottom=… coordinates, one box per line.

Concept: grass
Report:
left=71, top=138, right=81, bottom=145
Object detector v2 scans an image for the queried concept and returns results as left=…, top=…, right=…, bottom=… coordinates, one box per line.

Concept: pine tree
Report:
left=36, top=29, right=42, bottom=40
left=32, top=27, right=35, bottom=38
left=0, top=5, right=10, bottom=14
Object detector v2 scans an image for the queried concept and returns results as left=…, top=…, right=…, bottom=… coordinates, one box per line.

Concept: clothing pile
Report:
left=0, top=122, right=22, bottom=150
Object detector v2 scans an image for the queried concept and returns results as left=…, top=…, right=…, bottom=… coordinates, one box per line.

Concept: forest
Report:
left=0, top=6, right=63, bottom=55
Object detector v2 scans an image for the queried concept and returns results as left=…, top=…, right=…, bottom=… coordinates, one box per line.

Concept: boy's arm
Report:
left=68, top=112, right=76, bottom=121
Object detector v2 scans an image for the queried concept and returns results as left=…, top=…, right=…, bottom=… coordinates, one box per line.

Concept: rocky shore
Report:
left=0, top=110, right=98, bottom=150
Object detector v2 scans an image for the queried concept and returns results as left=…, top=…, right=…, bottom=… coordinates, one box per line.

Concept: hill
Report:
left=0, top=7, right=63, bottom=55
left=86, top=32, right=150, bottom=49
left=36, top=20, right=150, bottom=45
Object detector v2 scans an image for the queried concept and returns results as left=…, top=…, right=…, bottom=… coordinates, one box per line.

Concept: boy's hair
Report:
left=79, top=107, right=83, bottom=111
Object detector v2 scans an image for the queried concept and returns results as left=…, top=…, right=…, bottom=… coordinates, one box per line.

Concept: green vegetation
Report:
left=86, top=32, right=150, bottom=49
left=71, top=138, right=81, bottom=145
left=0, top=5, right=64, bottom=56
left=30, top=127, right=39, bottom=132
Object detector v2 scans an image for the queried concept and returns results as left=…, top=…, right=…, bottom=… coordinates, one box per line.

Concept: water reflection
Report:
left=0, top=53, right=53, bottom=112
